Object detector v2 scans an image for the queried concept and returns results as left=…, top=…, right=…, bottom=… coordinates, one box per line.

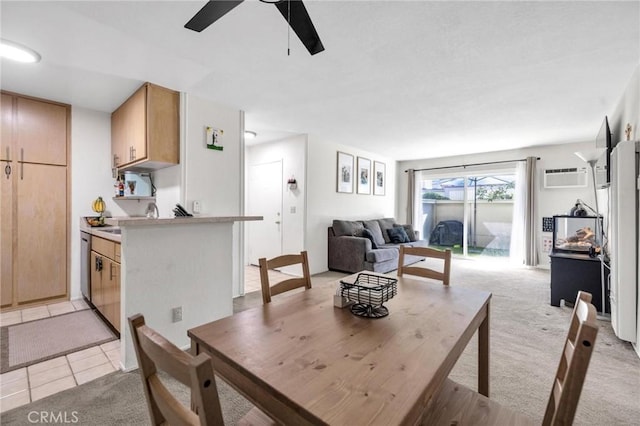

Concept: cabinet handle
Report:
left=113, top=154, right=119, bottom=167
left=110, top=263, right=114, bottom=280
left=2, top=147, right=9, bottom=179
left=132, top=147, right=136, bottom=160
left=129, top=146, right=133, bottom=161
left=20, top=148, right=23, bottom=180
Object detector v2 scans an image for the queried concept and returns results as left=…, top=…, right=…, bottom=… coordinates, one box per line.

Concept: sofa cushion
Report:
left=333, top=220, right=364, bottom=237
left=358, top=228, right=378, bottom=249
left=377, top=218, right=397, bottom=244
left=387, top=226, right=410, bottom=243
left=394, top=224, right=417, bottom=242
left=363, top=220, right=386, bottom=247
left=365, top=248, right=398, bottom=263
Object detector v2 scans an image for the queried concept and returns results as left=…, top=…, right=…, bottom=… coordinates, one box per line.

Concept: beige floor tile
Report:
left=28, top=363, right=73, bottom=389
left=30, top=376, right=76, bottom=401
left=46, top=301, right=76, bottom=317
left=103, top=348, right=120, bottom=365
left=0, top=368, right=27, bottom=385
left=69, top=352, right=110, bottom=374
left=27, top=356, right=68, bottom=376
left=71, top=298, right=89, bottom=311
left=21, top=306, right=50, bottom=322
left=0, top=311, right=22, bottom=326
left=0, top=375, right=28, bottom=398
left=74, top=362, right=115, bottom=385
left=100, top=339, right=120, bottom=352
left=66, top=346, right=102, bottom=363
left=0, top=390, right=30, bottom=413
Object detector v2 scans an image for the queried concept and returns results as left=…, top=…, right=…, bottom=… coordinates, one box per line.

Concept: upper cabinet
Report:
left=111, top=82, right=179, bottom=172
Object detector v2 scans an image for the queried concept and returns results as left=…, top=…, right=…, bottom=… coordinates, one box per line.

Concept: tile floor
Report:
left=0, top=300, right=120, bottom=413
left=0, top=266, right=305, bottom=413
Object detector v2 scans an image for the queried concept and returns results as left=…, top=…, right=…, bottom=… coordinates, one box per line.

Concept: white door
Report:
left=248, top=160, right=283, bottom=265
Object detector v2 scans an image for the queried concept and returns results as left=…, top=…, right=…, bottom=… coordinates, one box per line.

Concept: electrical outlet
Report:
left=290, top=206, right=296, bottom=214
left=172, top=306, right=183, bottom=323
left=193, top=200, right=201, bottom=214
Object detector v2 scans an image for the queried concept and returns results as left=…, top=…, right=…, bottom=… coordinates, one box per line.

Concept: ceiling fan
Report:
left=184, top=0, right=325, bottom=55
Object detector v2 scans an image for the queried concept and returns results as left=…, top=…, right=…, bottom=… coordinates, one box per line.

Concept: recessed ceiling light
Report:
left=0, top=39, right=41, bottom=63
left=245, top=131, right=257, bottom=139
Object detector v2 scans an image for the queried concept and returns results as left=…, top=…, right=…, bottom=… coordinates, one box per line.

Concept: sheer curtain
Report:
left=510, top=157, right=537, bottom=266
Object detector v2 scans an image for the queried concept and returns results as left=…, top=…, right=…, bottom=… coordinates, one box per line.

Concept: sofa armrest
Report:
left=328, top=232, right=371, bottom=273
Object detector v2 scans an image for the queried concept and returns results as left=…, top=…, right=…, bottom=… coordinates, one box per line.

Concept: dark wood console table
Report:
left=549, top=253, right=609, bottom=313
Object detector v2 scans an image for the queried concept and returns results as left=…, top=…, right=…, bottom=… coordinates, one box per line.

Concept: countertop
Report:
left=104, top=215, right=263, bottom=227
left=79, top=218, right=121, bottom=243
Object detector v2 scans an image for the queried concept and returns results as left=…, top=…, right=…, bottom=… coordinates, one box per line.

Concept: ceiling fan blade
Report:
left=275, top=0, right=325, bottom=55
left=185, top=0, right=244, bottom=32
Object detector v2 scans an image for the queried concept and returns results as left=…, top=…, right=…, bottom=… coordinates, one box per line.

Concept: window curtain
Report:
left=406, top=168, right=415, bottom=225
left=510, top=157, right=537, bottom=266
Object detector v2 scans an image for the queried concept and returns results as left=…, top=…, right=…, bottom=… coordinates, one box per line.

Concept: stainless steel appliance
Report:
left=81, top=231, right=91, bottom=302
left=122, top=171, right=152, bottom=197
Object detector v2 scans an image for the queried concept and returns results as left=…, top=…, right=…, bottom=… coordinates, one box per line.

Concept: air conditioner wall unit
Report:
left=543, top=167, right=588, bottom=189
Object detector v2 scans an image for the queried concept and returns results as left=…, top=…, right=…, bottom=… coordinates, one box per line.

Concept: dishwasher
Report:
left=81, top=231, right=92, bottom=303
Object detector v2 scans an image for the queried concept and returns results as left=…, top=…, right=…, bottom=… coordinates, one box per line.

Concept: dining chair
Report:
left=420, top=291, right=599, bottom=426
left=129, top=314, right=273, bottom=425
left=397, top=245, right=452, bottom=285
left=258, top=251, right=312, bottom=304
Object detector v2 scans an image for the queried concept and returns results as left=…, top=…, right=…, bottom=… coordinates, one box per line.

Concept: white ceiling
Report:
left=1, top=1, right=638, bottom=160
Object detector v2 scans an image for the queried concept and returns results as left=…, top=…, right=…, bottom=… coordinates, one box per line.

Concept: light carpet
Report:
left=0, top=309, right=116, bottom=373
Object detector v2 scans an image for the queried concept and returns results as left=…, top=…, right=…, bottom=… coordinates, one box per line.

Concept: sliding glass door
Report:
left=419, top=171, right=516, bottom=259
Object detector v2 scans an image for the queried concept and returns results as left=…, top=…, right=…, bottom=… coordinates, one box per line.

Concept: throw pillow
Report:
left=377, top=218, right=397, bottom=244
left=363, top=220, right=387, bottom=247
left=356, top=228, right=378, bottom=249
left=332, top=220, right=364, bottom=237
left=387, top=226, right=410, bottom=244
left=394, top=224, right=417, bottom=242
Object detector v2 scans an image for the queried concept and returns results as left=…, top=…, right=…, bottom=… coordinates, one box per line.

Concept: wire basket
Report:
left=339, top=273, right=398, bottom=318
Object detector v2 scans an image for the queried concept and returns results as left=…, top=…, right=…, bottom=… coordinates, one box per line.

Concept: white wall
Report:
left=397, top=141, right=600, bottom=268
left=70, top=107, right=127, bottom=300
left=245, top=135, right=307, bottom=272
left=181, top=94, right=244, bottom=296
left=306, top=136, right=396, bottom=274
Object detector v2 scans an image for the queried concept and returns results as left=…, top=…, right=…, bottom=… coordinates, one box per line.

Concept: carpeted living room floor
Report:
left=2, top=258, right=639, bottom=425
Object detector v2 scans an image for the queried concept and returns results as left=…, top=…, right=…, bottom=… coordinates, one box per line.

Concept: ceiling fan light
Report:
left=0, top=39, right=41, bottom=63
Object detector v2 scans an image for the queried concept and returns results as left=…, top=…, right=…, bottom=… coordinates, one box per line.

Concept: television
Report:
left=595, top=116, right=612, bottom=183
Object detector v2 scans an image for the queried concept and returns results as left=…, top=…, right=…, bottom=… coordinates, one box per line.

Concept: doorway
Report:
left=247, top=160, right=283, bottom=265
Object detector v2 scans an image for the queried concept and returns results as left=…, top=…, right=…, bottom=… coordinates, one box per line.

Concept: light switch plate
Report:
left=193, top=200, right=201, bottom=214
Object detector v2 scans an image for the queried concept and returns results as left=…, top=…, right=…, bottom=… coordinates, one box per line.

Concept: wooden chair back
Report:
left=420, top=291, right=598, bottom=425
left=397, top=245, right=452, bottom=285
left=542, top=290, right=599, bottom=425
left=258, top=251, right=312, bottom=304
left=128, top=314, right=223, bottom=426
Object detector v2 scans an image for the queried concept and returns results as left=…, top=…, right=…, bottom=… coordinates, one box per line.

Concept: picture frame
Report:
left=336, top=151, right=354, bottom=193
left=374, top=161, right=386, bottom=196
left=357, top=157, right=371, bottom=195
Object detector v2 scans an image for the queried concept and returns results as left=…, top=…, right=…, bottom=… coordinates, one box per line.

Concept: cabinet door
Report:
left=16, top=163, right=67, bottom=303
left=90, top=251, right=103, bottom=311
left=127, top=86, right=147, bottom=164
left=105, top=260, right=120, bottom=332
left=0, top=95, right=13, bottom=306
left=111, top=106, right=126, bottom=168
left=146, top=83, right=179, bottom=164
left=16, top=97, right=68, bottom=166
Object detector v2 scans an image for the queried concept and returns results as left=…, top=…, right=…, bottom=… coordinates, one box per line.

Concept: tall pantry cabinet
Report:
left=0, top=92, right=70, bottom=309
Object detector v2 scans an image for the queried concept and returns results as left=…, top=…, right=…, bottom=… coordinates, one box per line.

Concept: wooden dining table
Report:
left=188, top=272, right=491, bottom=425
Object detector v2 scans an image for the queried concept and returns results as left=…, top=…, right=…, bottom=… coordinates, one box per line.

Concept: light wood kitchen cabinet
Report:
left=91, top=236, right=121, bottom=332
left=0, top=92, right=69, bottom=309
left=111, top=82, right=179, bottom=171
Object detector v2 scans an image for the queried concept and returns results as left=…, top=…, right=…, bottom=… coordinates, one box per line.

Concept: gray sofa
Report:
left=328, top=218, right=429, bottom=273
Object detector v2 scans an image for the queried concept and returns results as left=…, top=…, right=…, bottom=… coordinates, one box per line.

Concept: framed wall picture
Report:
left=374, top=161, right=386, bottom=196
left=357, top=157, right=371, bottom=195
left=336, top=151, right=354, bottom=193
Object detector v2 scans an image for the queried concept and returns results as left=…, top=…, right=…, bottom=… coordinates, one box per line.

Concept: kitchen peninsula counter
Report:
left=107, top=215, right=262, bottom=370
